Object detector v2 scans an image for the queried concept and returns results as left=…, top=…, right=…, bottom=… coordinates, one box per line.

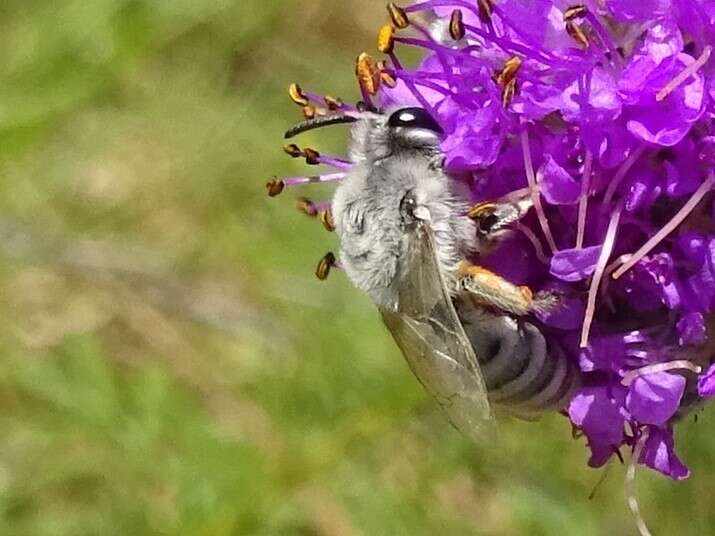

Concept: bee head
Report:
left=349, top=106, right=444, bottom=163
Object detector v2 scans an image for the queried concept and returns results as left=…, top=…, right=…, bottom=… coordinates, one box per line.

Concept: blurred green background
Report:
left=0, top=1, right=713, bottom=535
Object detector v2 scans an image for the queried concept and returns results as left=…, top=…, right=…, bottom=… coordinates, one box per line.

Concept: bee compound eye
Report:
left=388, top=107, right=443, bottom=134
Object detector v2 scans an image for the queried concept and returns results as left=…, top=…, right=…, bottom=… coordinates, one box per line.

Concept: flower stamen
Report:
left=603, top=146, right=647, bottom=207
left=288, top=83, right=310, bottom=106
left=477, top=0, right=494, bottom=23
left=388, top=53, right=437, bottom=115
left=449, top=9, right=465, bottom=41
left=613, top=173, right=715, bottom=280
left=621, top=361, right=703, bottom=387
left=283, top=145, right=352, bottom=170
left=316, top=252, right=337, bottom=280
left=520, top=122, right=558, bottom=253
left=319, top=209, right=336, bottom=232
left=626, top=430, right=653, bottom=536
left=566, top=21, right=589, bottom=48
left=493, top=56, right=522, bottom=86
left=580, top=205, right=622, bottom=348
left=378, top=24, right=397, bottom=54
left=295, top=197, right=330, bottom=217
left=576, top=150, right=593, bottom=249
left=387, top=2, right=410, bottom=29
left=267, top=173, right=347, bottom=197
left=356, top=52, right=381, bottom=104
left=563, top=5, right=587, bottom=21
left=656, top=45, right=712, bottom=102
left=515, top=223, right=550, bottom=265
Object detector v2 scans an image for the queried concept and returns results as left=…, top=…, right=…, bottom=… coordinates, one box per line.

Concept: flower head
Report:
left=275, top=1, right=715, bottom=484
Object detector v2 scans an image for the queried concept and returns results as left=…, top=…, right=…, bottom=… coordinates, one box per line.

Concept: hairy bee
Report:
left=285, top=106, right=578, bottom=440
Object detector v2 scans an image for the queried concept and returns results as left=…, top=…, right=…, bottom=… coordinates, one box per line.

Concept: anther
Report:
left=303, top=105, right=317, bottom=119
left=319, top=209, right=336, bottom=232
left=467, top=202, right=497, bottom=220
left=283, top=144, right=303, bottom=158
left=296, top=197, right=319, bottom=217
left=502, top=78, right=518, bottom=107
left=356, top=101, right=378, bottom=113
left=381, top=71, right=398, bottom=88
left=387, top=2, right=409, bottom=29
left=377, top=60, right=398, bottom=87
left=449, top=10, right=465, bottom=41
left=324, top=95, right=343, bottom=110
left=378, top=24, right=396, bottom=54
left=303, top=147, right=321, bottom=165
left=356, top=52, right=381, bottom=95
left=477, top=0, right=494, bottom=23
left=494, top=56, right=522, bottom=86
left=563, top=4, right=587, bottom=22
left=266, top=179, right=285, bottom=197
left=288, top=83, right=310, bottom=106
left=566, top=22, right=589, bottom=48
left=316, top=252, right=336, bottom=280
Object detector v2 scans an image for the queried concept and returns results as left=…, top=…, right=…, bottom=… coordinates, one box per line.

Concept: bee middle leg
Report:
left=457, top=262, right=557, bottom=316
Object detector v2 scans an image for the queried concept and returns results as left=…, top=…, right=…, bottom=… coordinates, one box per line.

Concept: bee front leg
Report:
left=457, top=262, right=557, bottom=316
left=468, top=194, right=532, bottom=242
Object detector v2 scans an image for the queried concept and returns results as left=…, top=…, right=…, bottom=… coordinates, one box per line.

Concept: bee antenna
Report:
left=284, top=114, right=359, bottom=139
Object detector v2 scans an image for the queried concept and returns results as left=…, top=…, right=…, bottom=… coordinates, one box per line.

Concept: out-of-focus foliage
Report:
left=0, top=1, right=712, bottom=535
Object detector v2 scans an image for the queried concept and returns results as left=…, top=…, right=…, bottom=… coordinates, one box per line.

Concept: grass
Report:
left=0, top=1, right=713, bottom=534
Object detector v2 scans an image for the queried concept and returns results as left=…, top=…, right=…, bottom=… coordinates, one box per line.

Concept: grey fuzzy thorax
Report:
left=331, top=149, right=476, bottom=311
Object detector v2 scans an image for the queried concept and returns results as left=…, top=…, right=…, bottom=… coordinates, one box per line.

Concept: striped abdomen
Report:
left=455, top=295, right=579, bottom=413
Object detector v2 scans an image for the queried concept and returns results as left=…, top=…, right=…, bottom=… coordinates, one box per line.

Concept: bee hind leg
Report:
left=457, top=262, right=558, bottom=316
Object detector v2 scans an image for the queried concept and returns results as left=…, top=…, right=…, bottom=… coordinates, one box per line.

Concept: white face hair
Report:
left=330, top=106, right=477, bottom=310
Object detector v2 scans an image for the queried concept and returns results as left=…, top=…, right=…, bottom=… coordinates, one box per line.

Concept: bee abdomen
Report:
left=457, top=302, right=578, bottom=411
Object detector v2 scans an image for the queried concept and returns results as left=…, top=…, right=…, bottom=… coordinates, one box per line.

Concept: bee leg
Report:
left=457, top=262, right=556, bottom=316
left=468, top=195, right=532, bottom=242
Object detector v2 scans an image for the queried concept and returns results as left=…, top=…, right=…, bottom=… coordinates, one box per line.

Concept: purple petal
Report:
left=639, top=426, right=690, bottom=479
left=677, top=312, right=706, bottom=345
left=621, top=54, right=706, bottom=146
left=568, top=387, right=626, bottom=447
left=697, top=363, right=715, bottom=397
left=550, top=246, right=601, bottom=282
left=626, top=372, right=686, bottom=425
left=606, top=0, right=672, bottom=22
left=537, top=155, right=581, bottom=205
left=535, top=285, right=585, bottom=330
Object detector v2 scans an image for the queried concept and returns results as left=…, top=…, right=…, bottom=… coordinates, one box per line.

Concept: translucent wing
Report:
left=381, top=223, right=494, bottom=441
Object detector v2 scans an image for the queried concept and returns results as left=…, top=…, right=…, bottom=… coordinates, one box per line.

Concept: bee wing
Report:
left=380, top=223, right=494, bottom=441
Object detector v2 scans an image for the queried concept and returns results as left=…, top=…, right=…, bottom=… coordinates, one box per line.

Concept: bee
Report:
left=284, top=106, right=578, bottom=440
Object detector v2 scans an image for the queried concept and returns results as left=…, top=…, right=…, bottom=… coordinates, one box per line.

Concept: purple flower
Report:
left=550, top=246, right=601, bottom=282
left=639, top=426, right=690, bottom=479
left=277, top=0, right=715, bottom=482
left=568, top=386, right=627, bottom=465
left=698, top=363, right=715, bottom=397
left=625, top=372, right=686, bottom=425
left=538, top=156, right=581, bottom=205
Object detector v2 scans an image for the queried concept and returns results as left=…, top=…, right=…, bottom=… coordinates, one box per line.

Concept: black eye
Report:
left=388, top=107, right=443, bottom=134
